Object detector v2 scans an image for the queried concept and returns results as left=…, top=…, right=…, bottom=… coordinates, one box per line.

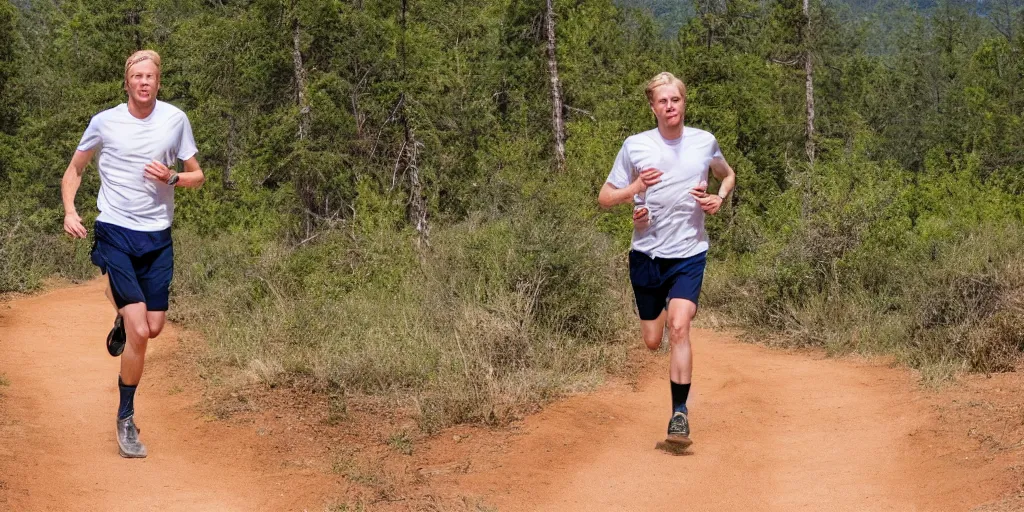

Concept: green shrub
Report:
left=171, top=197, right=632, bottom=429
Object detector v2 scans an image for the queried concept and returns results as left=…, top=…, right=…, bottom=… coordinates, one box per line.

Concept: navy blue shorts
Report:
left=90, top=221, right=174, bottom=311
left=628, top=250, right=706, bottom=321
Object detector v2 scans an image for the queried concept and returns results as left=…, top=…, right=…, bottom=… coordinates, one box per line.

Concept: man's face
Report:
left=649, top=84, right=685, bottom=129
left=125, top=60, right=160, bottom=106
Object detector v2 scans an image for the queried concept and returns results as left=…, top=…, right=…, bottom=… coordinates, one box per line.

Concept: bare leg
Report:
left=146, top=311, right=166, bottom=339
left=104, top=282, right=118, bottom=313
left=119, top=302, right=150, bottom=386
left=639, top=309, right=667, bottom=351
left=667, top=299, right=697, bottom=384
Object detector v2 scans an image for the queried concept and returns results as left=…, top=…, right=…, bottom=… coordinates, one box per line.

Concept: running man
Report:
left=598, top=72, right=736, bottom=450
left=61, top=50, right=205, bottom=458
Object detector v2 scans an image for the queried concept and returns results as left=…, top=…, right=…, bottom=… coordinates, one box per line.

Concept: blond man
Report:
left=61, top=50, right=205, bottom=458
left=598, top=72, right=736, bottom=451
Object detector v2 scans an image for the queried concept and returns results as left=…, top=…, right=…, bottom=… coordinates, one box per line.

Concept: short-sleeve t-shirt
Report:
left=606, top=127, right=723, bottom=259
left=77, top=100, right=198, bottom=232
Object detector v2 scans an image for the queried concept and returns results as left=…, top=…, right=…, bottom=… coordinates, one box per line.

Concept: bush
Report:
left=702, top=149, right=1024, bottom=379
left=171, top=196, right=633, bottom=430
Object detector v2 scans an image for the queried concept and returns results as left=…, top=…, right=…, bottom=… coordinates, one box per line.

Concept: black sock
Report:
left=117, top=375, right=137, bottom=420
left=671, top=381, right=690, bottom=414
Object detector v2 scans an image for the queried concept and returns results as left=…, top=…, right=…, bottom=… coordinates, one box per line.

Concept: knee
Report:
left=642, top=334, right=662, bottom=351
left=667, top=319, right=691, bottom=345
left=148, top=322, right=164, bottom=339
left=130, top=323, right=151, bottom=343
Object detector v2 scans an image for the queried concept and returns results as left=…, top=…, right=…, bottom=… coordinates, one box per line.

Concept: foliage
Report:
left=2, top=0, right=1022, bottom=427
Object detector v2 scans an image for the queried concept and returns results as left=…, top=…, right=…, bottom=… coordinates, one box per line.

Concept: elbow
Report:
left=597, top=186, right=616, bottom=209
left=193, top=170, right=206, bottom=188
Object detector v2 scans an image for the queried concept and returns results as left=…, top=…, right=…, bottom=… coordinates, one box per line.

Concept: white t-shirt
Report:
left=606, top=127, right=723, bottom=259
left=77, top=100, right=198, bottom=231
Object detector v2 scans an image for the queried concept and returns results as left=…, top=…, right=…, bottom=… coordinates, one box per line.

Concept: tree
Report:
left=545, top=0, right=565, bottom=170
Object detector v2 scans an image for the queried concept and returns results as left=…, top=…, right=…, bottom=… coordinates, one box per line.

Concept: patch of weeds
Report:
left=168, top=385, right=183, bottom=395
left=327, top=501, right=367, bottom=512
left=331, top=456, right=398, bottom=502
left=326, top=391, right=347, bottom=425
left=387, top=430, right=414, bottom=456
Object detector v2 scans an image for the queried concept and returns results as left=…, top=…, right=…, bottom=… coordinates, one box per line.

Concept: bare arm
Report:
left=710, top=156, right=736, bottom=200
left=62, top=149, right=96, bottom=238
left=689, top=156, right=737, bottom=215
left=597, top=168, right=662, bottom=209
left=598, top=182, right=638, bottom=208
left=144, top=156, right=205, bottom=189
left=177, top=156, right=205, bottom=188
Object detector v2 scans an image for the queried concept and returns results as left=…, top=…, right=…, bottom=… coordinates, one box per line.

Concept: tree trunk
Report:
left=290, top=4, right=313, bottom=235
left=403, top=125, right=429, bottom=248
left=803, top=0, right=815, bottom=165
left=400, top=0, right=430, bottom=248
left=291, top=7, right=310, bottom=142
left=545, top=0, right=566, bottom=170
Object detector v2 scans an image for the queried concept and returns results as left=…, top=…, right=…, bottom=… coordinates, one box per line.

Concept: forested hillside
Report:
left=1, top=0, right=1022, bottom=426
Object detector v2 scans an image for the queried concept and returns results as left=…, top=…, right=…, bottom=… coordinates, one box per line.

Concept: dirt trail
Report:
left=1, top=280, right=1017, bottom=511
left=0, top=279, right=342, bottom=511
left=424, top=332, right=1016, bottom=512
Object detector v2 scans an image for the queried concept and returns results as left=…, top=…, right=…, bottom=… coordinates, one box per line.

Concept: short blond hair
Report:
left=124, top=50, right=161, bottom=83
left=644, top=72, right=686, bottom=103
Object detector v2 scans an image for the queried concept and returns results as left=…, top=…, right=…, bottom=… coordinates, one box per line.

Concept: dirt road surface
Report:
left=1, top=279, right=1018, bottom=511
left=0, top=279, right=342, bottom=511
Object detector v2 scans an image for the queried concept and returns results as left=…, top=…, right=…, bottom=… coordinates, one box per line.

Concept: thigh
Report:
left=665, top=252, right=707, bottom=307
left=639, top=309, right=667, bottom=349
left=134, top=243, right=174, bottom=312
left=629, top=250, right=668, bottom=321
left=146, top=310, right=167, bottom=335
left=92, top=239, right=147, bottom=309
left=667, top=297, right=698, bottom=330
left=632, top=283, right=669, bottom=321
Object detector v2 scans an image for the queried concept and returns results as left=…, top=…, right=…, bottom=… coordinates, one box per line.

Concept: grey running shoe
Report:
left=667, top=411, right=691, bottom=443
left=107, top=315, right=126, bottom=357
left=116, top=415, right=147, bottom=458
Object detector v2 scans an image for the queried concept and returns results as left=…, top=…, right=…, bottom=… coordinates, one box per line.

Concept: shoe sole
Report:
left=656, top=435, right=693, bottom=454
left=118, top=447, right=147, bottom=458
left=107, top=325, right=125, bottom=357
left=117, top=439, right=147, bottom=458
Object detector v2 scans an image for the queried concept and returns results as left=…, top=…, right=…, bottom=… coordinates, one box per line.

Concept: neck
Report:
left=127, top=99, right=156, bottom=119
left=657, top=123, right=683, bottom=140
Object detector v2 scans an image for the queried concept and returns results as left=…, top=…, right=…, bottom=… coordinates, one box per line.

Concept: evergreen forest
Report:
left=1, top=0, right=1023, bottom=427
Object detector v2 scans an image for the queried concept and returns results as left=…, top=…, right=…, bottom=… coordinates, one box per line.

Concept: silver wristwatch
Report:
left=166, top=172, right=179, bottom=186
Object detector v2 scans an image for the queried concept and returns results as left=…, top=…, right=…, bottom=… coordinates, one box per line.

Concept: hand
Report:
left=631, top=168, right=663, bottom=195
left=144, top=161, right=173, bottom=184
left=633, top=206, right=651, bottom=230
left=690, top=191, right=724, bottom=215
left=64, top=213, right=87, bottom=239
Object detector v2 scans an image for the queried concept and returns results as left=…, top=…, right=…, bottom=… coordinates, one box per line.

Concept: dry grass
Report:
left=170, top=205, right=633, bottom=430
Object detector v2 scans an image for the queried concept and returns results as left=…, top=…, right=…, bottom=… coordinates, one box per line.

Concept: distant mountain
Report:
left=616, top=0, right=994, bottom=37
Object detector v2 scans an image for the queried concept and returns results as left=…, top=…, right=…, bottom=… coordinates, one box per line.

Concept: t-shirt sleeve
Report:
left=76, top=116, right=103, bottom=152
left=711, top=136, right=724, bottom=160
left=605, top=142, right=632, bottom=189
left=176, top=114, right=198, bottom=161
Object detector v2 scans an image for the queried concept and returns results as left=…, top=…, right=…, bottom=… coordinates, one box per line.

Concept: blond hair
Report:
left=124, top=50, right=162, bottom=83
left=644, top=72, right=686, bottom=103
